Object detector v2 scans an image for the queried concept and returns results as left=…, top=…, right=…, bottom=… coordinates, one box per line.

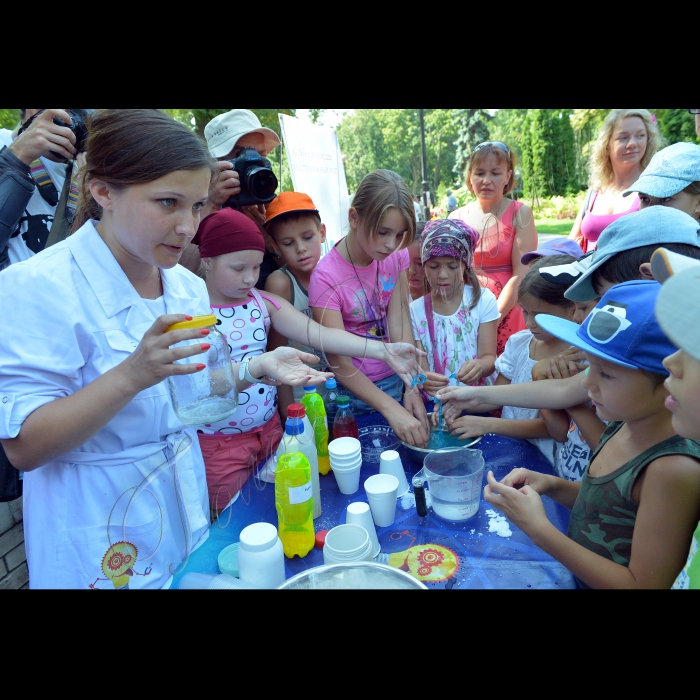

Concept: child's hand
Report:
left=386, top=403, right=429, bottom=447
left=119, top=314, right=212, bottom=394
left=381, top=342, right=427, bottom=389
left=500, top=468, right=551, bottom=495
left=483, top=470, right=551, bottom=536
left=435, top=385, right=483, bottom=421
left=421, top=371, right=449, bottom=396
left=456, top=359, right=483, bottom=385
left=546, top=351, right=586, bottom=380
left=249, top=347, right=334, bottom=387
left=448, top=415, right=489, bottom=440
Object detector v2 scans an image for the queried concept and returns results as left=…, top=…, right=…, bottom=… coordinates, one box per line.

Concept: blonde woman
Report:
left=449, top=142, right=538, bottom=355
left=569, top=109, right=663, bottom=254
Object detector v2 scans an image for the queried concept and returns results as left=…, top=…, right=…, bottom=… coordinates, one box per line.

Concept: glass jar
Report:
left=166, top=314, right=238, bottom=425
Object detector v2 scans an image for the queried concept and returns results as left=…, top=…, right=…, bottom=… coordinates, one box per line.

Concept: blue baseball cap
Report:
left=564, top=207, right=700, bottom=302
left=520, top=237, right=584, bottom=265
left=536, top=280, right=676, bottom=374
left=624, top=142, right=700, bottom=199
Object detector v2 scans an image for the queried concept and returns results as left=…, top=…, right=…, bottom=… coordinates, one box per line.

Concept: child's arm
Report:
left=386, top=271, right=430, bottom=435
left=456, top=319, right=498, bottom=385
left=264, top=271, right=294, bottom=421
left=486, top=454, right=700, bottom=588
left=265, top=291, right=423, bottom=389
left=437, top=371, right=589, bottom=417
left=311, top=307, right=428, bottom=446
left=537, top=409, right=571, bottom=443
left=566, top=404, right=606, bottom=452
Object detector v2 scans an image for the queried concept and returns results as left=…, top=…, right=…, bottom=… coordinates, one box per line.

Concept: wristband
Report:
left=239, top=357, right=261, bottom=384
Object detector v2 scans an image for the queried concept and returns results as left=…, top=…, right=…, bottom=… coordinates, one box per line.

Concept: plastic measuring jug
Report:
left=421, top=447, right=485, bottom=521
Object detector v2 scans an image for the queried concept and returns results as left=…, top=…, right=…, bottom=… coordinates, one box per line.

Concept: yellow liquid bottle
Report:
left=275, top=452, right=315, bottom=558
left=301, top=386, right=331, bottom=475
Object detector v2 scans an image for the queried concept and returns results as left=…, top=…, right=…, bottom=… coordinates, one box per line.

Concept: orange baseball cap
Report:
left=264, top=191, right=319, bottom=228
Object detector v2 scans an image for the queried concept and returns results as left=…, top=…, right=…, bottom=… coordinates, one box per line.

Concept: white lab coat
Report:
left=0, top=221, right=211, bottom=589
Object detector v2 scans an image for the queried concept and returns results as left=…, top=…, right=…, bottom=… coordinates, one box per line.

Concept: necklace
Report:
left=344, top=236, right=385, bottom=339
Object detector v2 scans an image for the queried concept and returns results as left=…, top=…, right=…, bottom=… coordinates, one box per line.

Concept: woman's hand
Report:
left=118, top=314, right=212, bottom=395
left=456, top=359, right=483, bottom=385
left=421, top=371, right=449, bottom=397
left=483, top=469, right=551, bottom=536
left=248, top=347, right=334, bottom=387
left=381, top=342, right=426, bottom=388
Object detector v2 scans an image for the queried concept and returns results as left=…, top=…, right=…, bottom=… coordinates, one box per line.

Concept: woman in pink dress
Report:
left=569, top=109, right=663, bottom=254
left=449, top=142, right=538, bottom=356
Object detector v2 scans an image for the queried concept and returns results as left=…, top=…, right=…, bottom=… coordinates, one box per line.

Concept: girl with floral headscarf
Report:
left=409, top=220, right=500, bottom=396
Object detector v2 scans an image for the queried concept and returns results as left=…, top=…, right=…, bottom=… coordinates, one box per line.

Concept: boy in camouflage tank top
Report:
left=483, top=280, right=700, bottom=589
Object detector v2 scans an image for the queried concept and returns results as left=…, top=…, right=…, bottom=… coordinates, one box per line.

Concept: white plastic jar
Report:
left=237, top=522, right=286, bottom=588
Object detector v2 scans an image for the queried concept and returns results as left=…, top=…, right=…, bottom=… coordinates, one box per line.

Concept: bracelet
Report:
left=238, top=357, right=261, bottom=384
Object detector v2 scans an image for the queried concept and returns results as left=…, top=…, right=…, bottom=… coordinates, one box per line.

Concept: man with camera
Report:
left=179, top=109, right=282, bottom=289
left=0, top=109, right=90, bottom=271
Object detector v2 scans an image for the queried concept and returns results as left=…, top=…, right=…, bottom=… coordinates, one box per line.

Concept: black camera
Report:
left=224, top=147, right=278, bottom=208
left=51, top=108, right=94, bottom=158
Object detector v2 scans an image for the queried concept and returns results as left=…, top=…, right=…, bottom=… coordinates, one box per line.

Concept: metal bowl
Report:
left=400, top=412, right=482, bottom=466
left=277, top=561, right=427, bottom=589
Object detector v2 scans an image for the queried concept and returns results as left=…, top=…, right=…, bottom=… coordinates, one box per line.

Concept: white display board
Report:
left=278, top=114, right=351, bottom=257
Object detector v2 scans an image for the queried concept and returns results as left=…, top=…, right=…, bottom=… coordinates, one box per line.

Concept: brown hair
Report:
left=350, top=169, right=415, bottom=250
left=518, top=254, right=577, bottom=307
left=71, top=109, right=216, bottom=232
left=466, top=143, right=517, bottom=195
left=267, top=211, right=322, bottom=240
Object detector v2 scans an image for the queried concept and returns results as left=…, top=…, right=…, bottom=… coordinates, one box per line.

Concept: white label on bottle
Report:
left=288, top=481, right=313, bottom=505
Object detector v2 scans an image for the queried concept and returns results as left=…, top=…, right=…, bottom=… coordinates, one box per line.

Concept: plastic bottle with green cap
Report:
left=333, top=394, right=359, bottom=439
left=301, top=386, right=331, bottom=476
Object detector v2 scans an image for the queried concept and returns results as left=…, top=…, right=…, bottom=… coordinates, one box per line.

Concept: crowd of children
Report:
left=3, top=107, right=700, bottom=589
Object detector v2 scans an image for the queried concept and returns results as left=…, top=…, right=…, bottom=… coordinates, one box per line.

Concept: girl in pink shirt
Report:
left=309, top=169, right=430, bottom=447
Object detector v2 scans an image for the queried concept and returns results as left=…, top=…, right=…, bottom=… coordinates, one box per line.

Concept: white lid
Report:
left=239, top=522, right=279, bottom=552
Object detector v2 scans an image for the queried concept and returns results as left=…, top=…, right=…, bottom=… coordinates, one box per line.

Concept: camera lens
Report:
left=247, top=167, right=278, bottom=201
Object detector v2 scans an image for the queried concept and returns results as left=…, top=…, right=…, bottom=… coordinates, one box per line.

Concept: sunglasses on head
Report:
left=473, top=141, right=510, bottom=155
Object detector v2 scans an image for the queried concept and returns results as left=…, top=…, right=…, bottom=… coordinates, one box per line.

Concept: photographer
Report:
left=0, top=109, right=88, bottom=271
left=179, top=109, right=282, bottom=289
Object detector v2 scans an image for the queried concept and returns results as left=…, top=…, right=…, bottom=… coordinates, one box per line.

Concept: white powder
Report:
left=485, top=509, right=512, bottom=538
left=400, top=492, right=416, bottom=510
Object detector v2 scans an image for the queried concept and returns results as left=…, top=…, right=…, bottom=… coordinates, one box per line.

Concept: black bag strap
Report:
left=44, top=159, right=74, bottom=250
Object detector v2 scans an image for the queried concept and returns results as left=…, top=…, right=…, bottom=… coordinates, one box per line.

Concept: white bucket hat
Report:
left=204, top=109, right=281, bottom=159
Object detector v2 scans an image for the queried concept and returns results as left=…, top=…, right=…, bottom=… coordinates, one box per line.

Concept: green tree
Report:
left=452, top=109, right=492, bottom=179
left=656, top=109, right=700, bottom=146
left=0, top=109, right=20, bottom=130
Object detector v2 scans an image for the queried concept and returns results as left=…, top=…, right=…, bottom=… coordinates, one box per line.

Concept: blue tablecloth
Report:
left=172, top=412, right=579, bottom=590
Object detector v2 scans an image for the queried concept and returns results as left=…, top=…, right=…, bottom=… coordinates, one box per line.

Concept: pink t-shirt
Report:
left=309, top=242, right=410, bottom=382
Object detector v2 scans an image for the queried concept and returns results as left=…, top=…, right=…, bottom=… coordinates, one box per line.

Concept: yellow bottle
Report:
left=274, top=451, right=315, bottom=558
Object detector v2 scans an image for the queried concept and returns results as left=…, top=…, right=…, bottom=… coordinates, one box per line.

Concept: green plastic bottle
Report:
left=301, top=386, right=331, bottom=475
left=275, top=451, right=315, bottom=558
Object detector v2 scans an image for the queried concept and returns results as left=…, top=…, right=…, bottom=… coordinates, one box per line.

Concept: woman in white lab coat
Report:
left=0, top=110, right=332, bottom=589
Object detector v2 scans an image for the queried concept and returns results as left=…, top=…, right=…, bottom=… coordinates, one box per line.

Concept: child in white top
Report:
left=410, top=219, right=499, bottom=395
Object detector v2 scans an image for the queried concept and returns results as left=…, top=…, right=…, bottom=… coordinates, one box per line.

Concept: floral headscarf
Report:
left=420, top=219, right=480, bottom=269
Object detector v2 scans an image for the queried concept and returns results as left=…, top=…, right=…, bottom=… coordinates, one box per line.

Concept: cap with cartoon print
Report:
left=536, top=280, right=676, bottom=374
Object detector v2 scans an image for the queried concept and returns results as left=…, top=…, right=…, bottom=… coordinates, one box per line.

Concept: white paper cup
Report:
left=330, top=455, right=362, bottom=471
left=379, top=450, right=409, bottom=497
left=323, top=524, right=373, bottom=565
left=346, top=502, right=381, bottom=557
left=364, top=474, right=399, bottom=527
left=333, top=463, right=362, bottom=494
left=329, top=437, right=362, bottom=457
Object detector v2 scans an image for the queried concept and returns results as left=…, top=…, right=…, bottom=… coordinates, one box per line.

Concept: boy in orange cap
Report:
left=264, top=192, right=328, bottom=415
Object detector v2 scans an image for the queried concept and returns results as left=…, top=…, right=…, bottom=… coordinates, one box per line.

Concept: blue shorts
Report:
left=344, top=373, right=405, bottom=415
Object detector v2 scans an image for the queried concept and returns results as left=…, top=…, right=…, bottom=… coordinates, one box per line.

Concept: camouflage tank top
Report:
left=567, top=421, right=700, bottom=589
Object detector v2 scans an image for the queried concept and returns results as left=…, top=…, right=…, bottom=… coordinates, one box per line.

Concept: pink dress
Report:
left=450, top=200, right=526, bottom=356
left=579, top=191, right=640, bottom=253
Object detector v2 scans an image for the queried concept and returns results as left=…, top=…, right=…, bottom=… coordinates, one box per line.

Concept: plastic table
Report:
left=171, top=411, right=579, bottom=590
